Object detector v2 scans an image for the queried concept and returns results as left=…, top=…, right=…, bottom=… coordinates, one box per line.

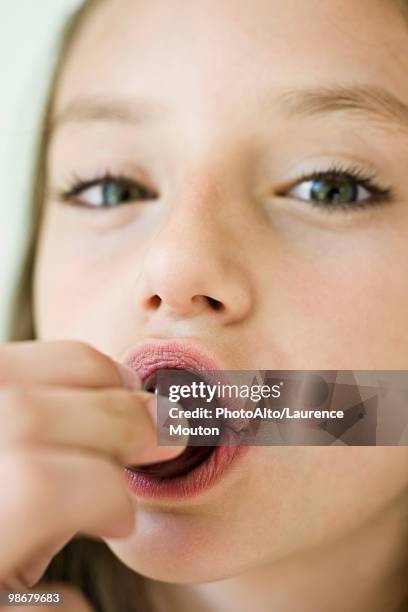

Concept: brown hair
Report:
left=9, top=1, right=151, bottom=610
left=9, top=0, right=98, bottom=342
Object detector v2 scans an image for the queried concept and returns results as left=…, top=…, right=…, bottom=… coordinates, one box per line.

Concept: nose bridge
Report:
left=152, top=183, right=230, bottom=289
left=160, top=161, right=238, bottom=257
left=174, top=160, right=229, bottom=222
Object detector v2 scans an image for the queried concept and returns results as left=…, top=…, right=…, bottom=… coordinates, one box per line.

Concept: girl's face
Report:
left=35, top=0, right=408, bottom=583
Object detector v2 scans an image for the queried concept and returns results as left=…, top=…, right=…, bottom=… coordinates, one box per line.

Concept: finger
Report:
left=0, top=448, right=136, bottom=578
left=0, top=387, right=185, bottom=465
left=0, top=341, right=140, bottom=390
left=2, top=531, right=76, bottom=591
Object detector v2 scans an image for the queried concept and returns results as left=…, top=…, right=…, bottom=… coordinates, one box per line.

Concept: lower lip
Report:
left=124, top=428, right=248, bottom=500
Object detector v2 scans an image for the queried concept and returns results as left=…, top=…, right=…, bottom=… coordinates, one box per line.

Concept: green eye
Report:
left=283, top=166, right=392, bottom=212
left=288, top=174, right=368, bottom=206
left=62, top=175, right=157, bottom=208
left=98, top=181, right=149, bottom=206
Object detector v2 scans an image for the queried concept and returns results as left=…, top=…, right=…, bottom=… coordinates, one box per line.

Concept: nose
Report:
left=135, top=177, right=254, bottom=324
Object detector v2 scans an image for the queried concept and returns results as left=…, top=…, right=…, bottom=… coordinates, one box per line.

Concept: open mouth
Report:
left=129, top=368, right=224, bottom=479
left=123, top=340, right=250, bottom=499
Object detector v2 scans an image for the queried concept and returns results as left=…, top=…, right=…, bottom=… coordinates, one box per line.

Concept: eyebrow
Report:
left=276, top=84, right=408, bottom=130
left=50, top=96, right=167, bottom=132
left=51, top=84, right=408, bottom=135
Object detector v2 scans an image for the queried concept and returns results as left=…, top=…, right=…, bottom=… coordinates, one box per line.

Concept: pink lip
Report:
left=124, top=436, right=248, bottom=500
left=123, top=339, right=249, bottom=500
left=124, top=338, right=226, bottom=384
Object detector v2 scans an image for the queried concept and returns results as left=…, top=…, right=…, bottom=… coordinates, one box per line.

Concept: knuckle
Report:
left=48, top=339, right=94, bottom=356
left=105, top=390, right=138, bottom=448
left=50, top=340, right=104, bottom=375
left=0, top=388, right=41, bottom=444
left=76, top=343, right=112, bottom=380
left=106, top=388, right=132, bottom=416
left=121, top=415, right=140, bottom=453
left=75, top=341, right=100, bottom=361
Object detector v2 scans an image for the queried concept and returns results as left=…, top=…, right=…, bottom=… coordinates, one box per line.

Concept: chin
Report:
left=105, top=507, right=249, bottom=584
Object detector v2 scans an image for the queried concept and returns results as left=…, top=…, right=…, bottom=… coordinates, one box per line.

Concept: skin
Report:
left=0, top=343, right=182, bottom=600
left=13, top=0, right=408, bottom=610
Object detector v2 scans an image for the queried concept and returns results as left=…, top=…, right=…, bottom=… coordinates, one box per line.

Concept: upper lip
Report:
left=124, top=338, right=227, bottom=384
left=124, top=339, right=250, bottom=435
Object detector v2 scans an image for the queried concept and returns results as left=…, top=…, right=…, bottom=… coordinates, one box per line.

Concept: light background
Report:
left=0, top=0, right=82, bottom=340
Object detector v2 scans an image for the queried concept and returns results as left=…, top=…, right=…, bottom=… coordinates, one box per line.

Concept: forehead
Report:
left=55, top=0, right=408, bottom=120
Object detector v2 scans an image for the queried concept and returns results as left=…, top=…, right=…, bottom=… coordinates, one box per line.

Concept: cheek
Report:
left=254, top=225, right=408, bottom=369
left=318, top=255, right=408, bottom=367
left=34, top=211, right=128, bottom=343
left=256, top=447, right=408, bottom=547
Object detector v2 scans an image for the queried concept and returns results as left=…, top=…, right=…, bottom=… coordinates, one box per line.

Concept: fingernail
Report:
left=116, top=363, right=142, bottom=390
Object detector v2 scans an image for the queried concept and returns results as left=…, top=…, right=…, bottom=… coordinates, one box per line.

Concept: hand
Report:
left=0, top=341, right=180, bottom=591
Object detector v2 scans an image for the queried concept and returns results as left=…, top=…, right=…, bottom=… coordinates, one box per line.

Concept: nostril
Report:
left=148, top=295, right=161, bottom=309
left=206, top=296, right=224, bottom=311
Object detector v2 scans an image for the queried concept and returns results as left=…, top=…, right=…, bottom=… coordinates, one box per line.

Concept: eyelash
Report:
left=280, top=162, right=393, bottom=212
left=59, top=172, right=158, bottom=203
left=58, top=164, right=393, bottom=213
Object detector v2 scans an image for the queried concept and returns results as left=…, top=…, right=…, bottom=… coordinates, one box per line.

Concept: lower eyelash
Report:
left=307, top=198, right=382, bottom=214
